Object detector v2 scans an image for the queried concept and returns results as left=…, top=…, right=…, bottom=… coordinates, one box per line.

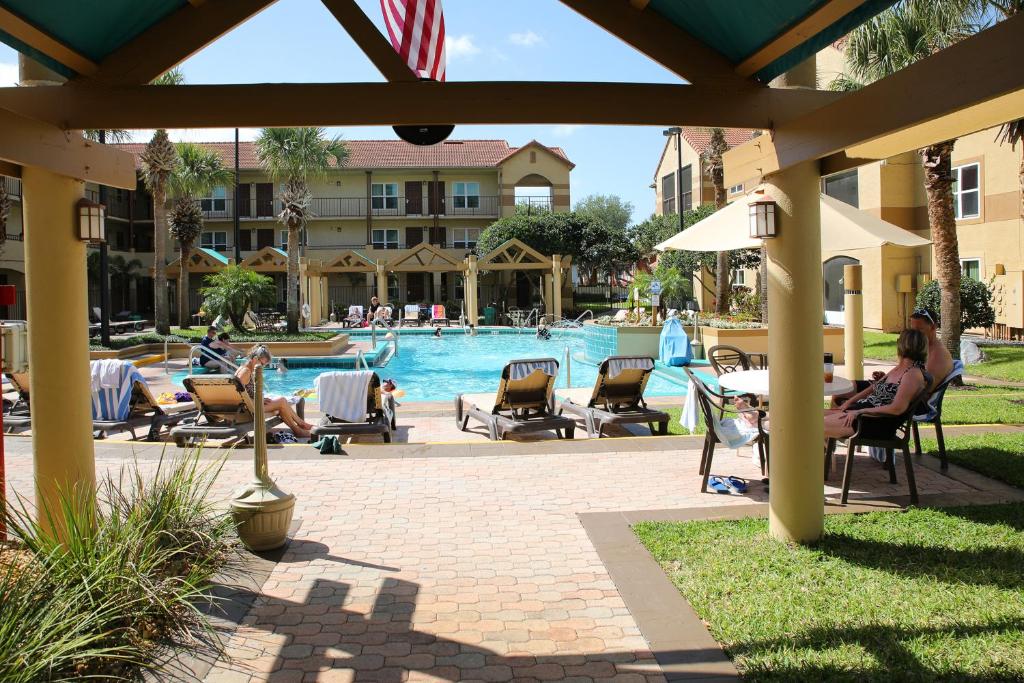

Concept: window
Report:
left=372, top=228, right=399, bottom=249
left=822, top=170, right=859, bottom=208
left=388, top=274, right=400, bottom=301
left=728, top=183, right=744, bottom=195
left=452, top=227, right=480, bottom=249
left=371, top=183, right=399, bottom=210
left=660, top=172, right=675, bottom=214
left=731, top=269, right=745, bottom=286
left=452, top=182, right=480, bottom=209
left=279, top=230, right=289, bottom=251
left=678, top=164, right=693, bottom=212
left=455, top=276, right=465, bottom=300
left=953, top=163, right=980, bottom=219
left=200, top=186, right=227, bottom=213
left=199, top=231, right=227, bottom=252
left=961, top=258, right=981, bottom=281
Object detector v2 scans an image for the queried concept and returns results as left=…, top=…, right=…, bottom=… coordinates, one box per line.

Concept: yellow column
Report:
left=22, top=167, right=95, bottom=523
left=552, top=254, right=563, bottom=322
left=843, top=264, right=864, bottom=381
left=467, top=255, right=479, bottom=334
left=543, top=274, right=553, bottom=323
left=376, top=265, right=389, bottom=306
left=764, top=160, right=824, bottom=543
left=308, top=274, right=324, bottom=325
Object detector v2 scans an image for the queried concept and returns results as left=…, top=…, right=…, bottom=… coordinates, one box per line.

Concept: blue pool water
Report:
left=174, top=330, right=697, bottom=403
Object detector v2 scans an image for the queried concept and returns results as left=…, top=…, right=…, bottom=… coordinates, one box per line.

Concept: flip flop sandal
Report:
left=708, top=476, right=731, bottom=494
left=724, top=476, right=749, bottom=494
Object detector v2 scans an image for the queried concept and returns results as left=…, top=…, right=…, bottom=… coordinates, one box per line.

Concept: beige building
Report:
left=0, top=138, right=573, bottom=321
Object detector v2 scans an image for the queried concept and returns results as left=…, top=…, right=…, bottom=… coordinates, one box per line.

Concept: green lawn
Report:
left=921, top=432, right=1024, bottom=490
left=635, top=503, right=1024, bottom=682
left=863, top=331, right=1024, bottom=383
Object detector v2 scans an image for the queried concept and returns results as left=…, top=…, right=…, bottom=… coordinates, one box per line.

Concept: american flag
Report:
left=380, top=0, right=446, bottom=82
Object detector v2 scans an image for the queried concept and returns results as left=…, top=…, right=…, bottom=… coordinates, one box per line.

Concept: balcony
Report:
left=2, top=176, right=21, bottom=200
left=196, top=195, right=502, bottom=221
left=85, top=189, right=154, bottom=221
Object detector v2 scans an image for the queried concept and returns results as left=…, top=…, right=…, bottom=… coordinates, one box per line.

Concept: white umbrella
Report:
left=655, top=192, right=931, bottom=252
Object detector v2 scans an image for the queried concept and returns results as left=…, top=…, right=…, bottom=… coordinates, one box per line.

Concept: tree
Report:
left=832, top=0, right=984, bottom=359
left=168, top=142, right=233, bottom=329
left=916, top=277, right=995, bottom=332
left=88, top=252, right=143, bottom=311
left=255, top=128, right=348, bottom=333
left=574, top=194, right=633, bottom=234
left=201, top=266, right=276, bottom=331
left=140, top=129, right=180, bottom=335
left=703, top=128, right=731, bottom=314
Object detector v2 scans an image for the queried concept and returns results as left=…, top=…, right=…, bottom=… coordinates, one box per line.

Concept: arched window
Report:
left=823, top=256, right=859, bottom=324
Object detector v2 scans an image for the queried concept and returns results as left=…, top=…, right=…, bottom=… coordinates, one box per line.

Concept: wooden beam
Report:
left=0, top=7, right=97, bottom=76
left=724, top=12, right=1024, bottom=186
left=0, top=108, right=137, bottom=188
left=0, top=160, right=21, bottom=178
left=319, top=0, right=417, bottom=82
left=735, top=0, right=870, bottom=78
left=84, top=0, right=280, bottom=86
left=0, top=81, right=841, bottom=130
left=558, top=0, right=753, bottom=87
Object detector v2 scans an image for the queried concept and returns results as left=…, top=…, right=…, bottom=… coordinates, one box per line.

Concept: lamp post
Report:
left=233, top=127, right=241, bottom=263
left=97, top=129, right=111, bottom=347
left=663, top=127, right=683, bottom=233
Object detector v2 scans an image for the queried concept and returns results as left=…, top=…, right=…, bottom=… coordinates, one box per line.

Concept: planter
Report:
left=583, top=321, right=696, bottom=362
left=698, top=325, right=845, bottom=364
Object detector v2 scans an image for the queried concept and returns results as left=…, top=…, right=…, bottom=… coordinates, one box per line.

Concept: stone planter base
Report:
left=698, top=325, right=845, bottom=364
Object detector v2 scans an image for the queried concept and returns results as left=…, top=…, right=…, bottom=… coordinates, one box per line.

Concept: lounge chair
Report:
left=311, top=371, right=395, bottom=443
left=343, top=305, right=364, bottom=328
left=430, top=304, right=450, bottom=326
left=456, top=358, right=576, bottom=440
left=170, top=375, right=304, bottom=446
left=401, top=304, right=421, bottom=327
left=246, top=310, right=285, bottom=333
left=558, top=356, right=670, bottom=437
left=3, top=371, right=31, bottom=433
left=91, top=360, right=197, bottom=440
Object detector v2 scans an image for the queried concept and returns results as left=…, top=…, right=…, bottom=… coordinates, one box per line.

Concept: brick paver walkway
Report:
left=2, top=437, right=990, bottom=682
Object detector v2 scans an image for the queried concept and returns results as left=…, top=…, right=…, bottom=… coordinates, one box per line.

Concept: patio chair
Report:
left=246, top=310, right=285, bottom=333
left=683, top=367, right=769, bottom=492
left=431, top=304, right=450, bottom=326
left=170, top=375, right=303, bottom=446
left=311, top=371, right=395, bottom=443
left=707, top=344, right=753, bottom=376
left=342, top=305, right=364, bottom=328
left=3, top=371, right=31, bottom=432
left=826, top=382, right=932, bottom=506
left=558, top=356, right=670, bottom=437
left=456, top=358, right=576, bottom=441
left=91, top=360, right=198, bottom=440
left=400, top=304, right=422, bottom=327
left=911, top=360, right=965, bottom=471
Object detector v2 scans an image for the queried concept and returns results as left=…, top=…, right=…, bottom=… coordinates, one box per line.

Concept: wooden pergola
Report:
left=2, top=0, right=1022, bottom=542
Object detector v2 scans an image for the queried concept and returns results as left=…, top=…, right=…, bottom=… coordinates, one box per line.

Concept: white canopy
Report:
left=655, top=193, right=932, bottom=252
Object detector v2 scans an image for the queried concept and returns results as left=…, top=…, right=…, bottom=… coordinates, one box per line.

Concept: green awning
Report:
left=198, top=247, right=229, bottom=265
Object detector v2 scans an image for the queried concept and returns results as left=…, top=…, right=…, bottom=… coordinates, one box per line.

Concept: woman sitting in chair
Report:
left=236, top=345, right=314, bottom=439
left=825, top=328, right=930, bottom=440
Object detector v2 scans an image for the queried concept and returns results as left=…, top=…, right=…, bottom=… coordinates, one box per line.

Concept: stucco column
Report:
left=432, top=272, right=443, bottom=303
left=307, top=273, right=324, bottom=325
left=543, top=274, right=553, bottom=323
left=22, top=167, right=96, bottom=526
left=552, top=254, right=563, bottom=322
left=763, top=160, right=824, bottom=543
left=843, top=264, right=864, bottom=381
left=375, top=264, right=389, bottom=306
left=466, top=255, right=478, bottom=335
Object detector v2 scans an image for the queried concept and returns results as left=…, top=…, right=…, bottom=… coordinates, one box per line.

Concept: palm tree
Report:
left=832, top=0, right=984, bottom=359
left=140, top=129, right=180, bottom=335
left=168, top=143, right=233, bottom=329
left=703, top=128, right=731, bottom=314
left=254, top=128, right=348, bottom=333
left=108, top=255, right=143, bottom=312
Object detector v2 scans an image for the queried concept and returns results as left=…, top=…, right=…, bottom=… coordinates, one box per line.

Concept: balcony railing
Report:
left=86, top=189, right=154, bottom=221
left=2, top=176, right=21, bottom=200
left=196, top=195, right=502, bottom=220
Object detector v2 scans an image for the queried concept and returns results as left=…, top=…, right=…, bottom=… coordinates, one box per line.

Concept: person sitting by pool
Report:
left=366, top=296, right=381, bottom=323
left=236, top=345, right=314, bottom=439
left=199, top=327, right=242, bottom=371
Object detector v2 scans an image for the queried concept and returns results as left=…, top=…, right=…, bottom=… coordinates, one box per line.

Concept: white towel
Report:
left=680, top=379, right=699, bottom=433
left=91, top=359, right=126, bottom=390
left=607, top=356, right=654, bottom=379
left=315, top=371, right=373, bottom=423
left=508, top=360, right=558, bottom=381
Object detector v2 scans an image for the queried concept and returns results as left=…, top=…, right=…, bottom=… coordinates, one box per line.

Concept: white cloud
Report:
left=508, top=31, right=543, bottom=47
left=551, top=124, right=582, bottom=137
left=0, top=61, right=18, bottom=87
left=445, top=34, right=480, bottom=61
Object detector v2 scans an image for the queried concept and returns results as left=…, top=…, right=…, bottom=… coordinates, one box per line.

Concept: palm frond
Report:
left=170, top=142, right=234, bottom=199
left=151, top=68, right=185, bottom=86
left=254, top=127, right=349, bottom=185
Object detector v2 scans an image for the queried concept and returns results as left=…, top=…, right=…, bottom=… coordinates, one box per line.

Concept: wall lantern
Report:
left=748, top=194, right=777, bottom=239
left=77, top=197, right=106, bottom=243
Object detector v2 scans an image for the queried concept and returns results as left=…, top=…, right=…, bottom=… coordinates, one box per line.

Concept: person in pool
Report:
left=433, top=326, right=442, bottom=338
left=235, top=345, right=314, bottom=439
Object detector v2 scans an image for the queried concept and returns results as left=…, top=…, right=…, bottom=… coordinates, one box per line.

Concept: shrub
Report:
left=916, top=278, right=996, bottom=332
left=200, top=266, right=276, bottom=330
left=0, top=449, right=236, bottom=681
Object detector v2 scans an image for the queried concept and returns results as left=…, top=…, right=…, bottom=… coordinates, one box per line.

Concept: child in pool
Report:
left=433, top=326, right=442, bottom=338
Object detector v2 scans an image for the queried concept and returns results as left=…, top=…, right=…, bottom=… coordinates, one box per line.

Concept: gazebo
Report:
left=0, top=1, right=1020, bottom=543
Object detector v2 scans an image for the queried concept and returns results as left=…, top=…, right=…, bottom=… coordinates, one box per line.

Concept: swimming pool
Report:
left=174, top=329, right=697, bottom=403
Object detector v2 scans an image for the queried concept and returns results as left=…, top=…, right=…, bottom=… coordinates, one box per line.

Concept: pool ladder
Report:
left=370, top=320, right=398, bottom=358
left=186, top=344, right=241, bottom=376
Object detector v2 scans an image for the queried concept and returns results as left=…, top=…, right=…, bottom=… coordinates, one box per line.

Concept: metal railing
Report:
left=194, top=195, right=501, bottom=221
left=188, top=344, right=240, bottom=376
left=516, top=308, right=540, bottom=333
left=2, top=175, right=21, bottom=200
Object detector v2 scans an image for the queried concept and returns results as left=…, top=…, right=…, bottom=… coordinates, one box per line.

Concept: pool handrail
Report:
left=187, top=344, right=240, bottom=376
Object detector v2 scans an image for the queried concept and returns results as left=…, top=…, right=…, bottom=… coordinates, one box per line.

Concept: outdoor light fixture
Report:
left=748, top=194, right=777, bottom=239
left=77, top=197, right=106, bottom=243
left=662, top=126, right=682, bottom=137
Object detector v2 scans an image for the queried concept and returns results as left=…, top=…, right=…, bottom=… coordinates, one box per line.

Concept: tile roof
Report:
left=679, top=127, right=757, bottom=156
left=115, top=139, right=571, bottom=171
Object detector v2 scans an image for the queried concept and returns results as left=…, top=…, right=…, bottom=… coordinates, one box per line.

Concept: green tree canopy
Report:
left=916, top=277, right=996, bottom=332
left=574, top=194, right=634, bottom=234
left=201, top=266, right=276, bottom=331
left=629, top=205, right=760, bottom=278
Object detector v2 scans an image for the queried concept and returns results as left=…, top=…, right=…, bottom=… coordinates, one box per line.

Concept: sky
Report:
left=0, top=0, right=683, bottom=223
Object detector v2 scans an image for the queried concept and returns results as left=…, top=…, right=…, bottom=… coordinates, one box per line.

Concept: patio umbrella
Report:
left=654, top=192, right=931, bottom=253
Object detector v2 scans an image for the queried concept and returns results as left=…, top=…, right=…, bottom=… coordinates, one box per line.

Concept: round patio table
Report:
left=717, top=369, right=854, bottom=398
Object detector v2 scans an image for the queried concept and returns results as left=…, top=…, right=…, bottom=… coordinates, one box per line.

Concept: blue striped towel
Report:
left=316, top=371, right=373, bottom=422
left=90, top=360, right=145, bottom=422
left=508, top=360, right=559, bottom=381
left=607, top=356, right=654, bottom=379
